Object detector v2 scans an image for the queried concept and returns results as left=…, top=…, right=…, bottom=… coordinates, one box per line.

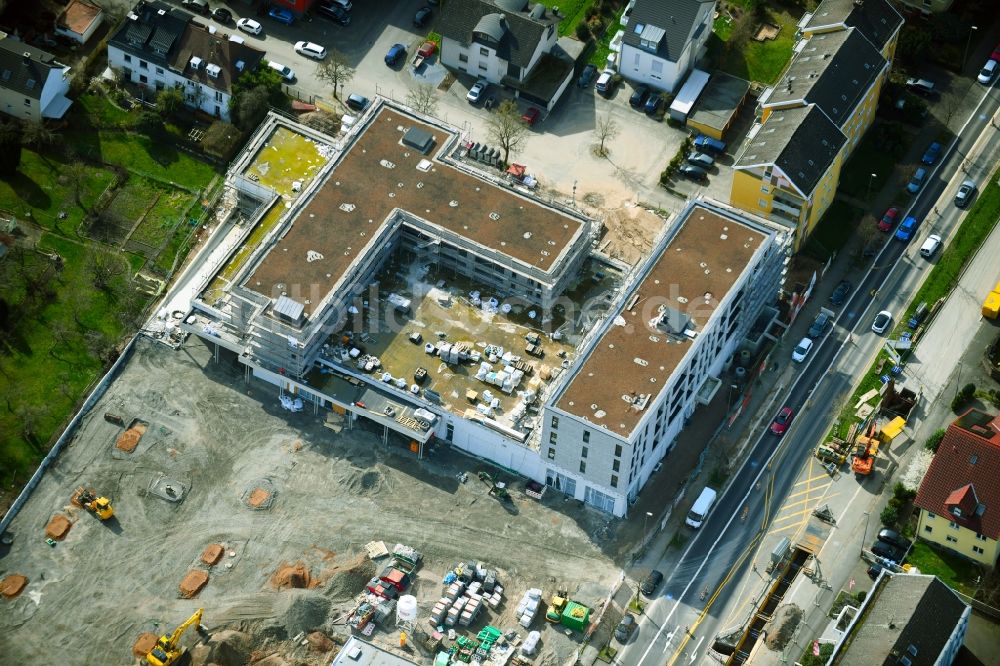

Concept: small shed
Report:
left=55, top=0, right=104, bottom=45
left=402, top=126, right=435, bottom=154
left=686, top=72, right=751, bottom=140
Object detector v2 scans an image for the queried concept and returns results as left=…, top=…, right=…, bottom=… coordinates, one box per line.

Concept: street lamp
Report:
left=963, top=26, right=979, bottom=69
left=860, top=511, right=871, bottom=556
left=866, top=173, right=877, bottom=202
left=643, top=511, right=653, bottom=548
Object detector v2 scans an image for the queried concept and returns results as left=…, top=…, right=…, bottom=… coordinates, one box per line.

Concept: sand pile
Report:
left=116, top=422, right=147, bottom=452
left=1, top=574, right=28, bottom=598
left=206, top=629, right=250, bottom=666
left=324, top=554, right=377, bottom=599
left=278, top=589, right=331, bottom=635
left=132, top=633, right=158, bottom=658
left=201, top=543, right=224, bottom=565
left=272, top=562, right=312, bottom=590
left=45, top=514, right=72, bottom=540
left=180, top=570, right=209, bottom=598
left=248, top=489, right=270, bottom=507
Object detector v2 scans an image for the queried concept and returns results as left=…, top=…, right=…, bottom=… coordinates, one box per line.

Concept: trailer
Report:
left=411, top=41, right=437, bottom=70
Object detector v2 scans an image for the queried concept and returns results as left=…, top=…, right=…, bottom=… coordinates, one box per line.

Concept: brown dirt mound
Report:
left=1, top=574, right=28, bottom=598
left=132, top=632, right=158, bottom=658
left=45, top=514, right=72, bottom=540
left=202, top=543, right=224, bottom=565
left=272, top=562, right=312, bottom=590
left=248, top=488, right=271, bottom=507
left=180, top=569, right=209, bottom=598
left=307, top=631, right=334, bottom=652
left=323, top=554, right=377, bottom=599
left=116, top=426, right=144, bottom=452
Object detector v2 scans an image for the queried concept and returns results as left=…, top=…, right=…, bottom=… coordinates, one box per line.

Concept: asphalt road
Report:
left=618, top=82, right=1000, bottom=666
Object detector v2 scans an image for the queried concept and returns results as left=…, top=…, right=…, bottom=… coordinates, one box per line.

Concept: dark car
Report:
left=268, top=6, right=295, bottom=24
left=644, top=95, right=663, bottom=116
left=878, top=206, right=900, bottom=232
left=955, top=179, right=976, bottom=208
left=615, top=613, right=637, bottom=643
left=770, top=406, right=794, bottom=436
left=385, top=43, right=406, bottom=66
left=693, top=134, right=726, bottom=154
left=629, top=85, right=650, bottom=109
left=687, top=152, right=714, bottom=169
left=877, top=529, right=911, bottom=551
left=678, top=164, right=708, bottom=182
left=578, top=64, right=597, bottom=88
left=212, top=7, right=232, bottom=22
left=182, top=0, right=210, bottom=15
left=866, top=563, right=884, bottom=580
left=413, top=6, right=432, bottom=27
left=830, top=280, right=852, bottom=306
left=871, top=540, right=905, bottom=563
left=921, top=141, right=942, bottom=165
left=808, top=312, right=830, bottom=338
left=346, top=93, right=369, bottom=112
left=317, top=4, right=351, bottom=24
left=640, top=570, right=663, bottom=596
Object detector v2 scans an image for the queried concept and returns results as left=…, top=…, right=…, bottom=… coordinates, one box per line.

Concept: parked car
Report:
left=629, top=84, right=650, bottom=109
left=955, top=179, right=976, bottom=208
left=770, top=406, right=794, bottom=436
left=894, top=215, right=917, bottom=241
left=614, top=613, right=637, bottom=643
left=791, top=337, right=814, bottom=363
left=693, top=134, right=726, bottom=154
left=578, top=64, right=597, bottom=88
left=212, top=7, right=232, bottom=22
left=644, top=95, right=663, bottom=116
left=521, top=107, right=541, bottom=126
left=904, top=78, right=935, bottom=96
left=294, top=41, right=327, bottom=60
left=316, top=3, right=351, bottom=24
left=906, top=167, right=927, bottom=194
left=877, top=529, right=911, bottom=551
left=978, top=58, right=998, bottom=85
left=346, top=93, right=369, bottom=112
left=871, top=310, right=892, bottom=334
left=866, top=563, right=884, bottom=580
left=267, top=61, right=295, bottom=82
left=640, top=570, right=663, bottom=596
left=326, top=0, right=352, bottom=10
left=385, top=43, right=406, bottom=66
left=919, top=234, right=942, bottom=258
left=181, top=0, right=210, bottom=15
left=413, top=6, right=432, bottom=27
left=878, top=206, right=900, bottom=232
left=467, top=79, right=488, bottom=104
left=595, top=69, right=616, bottom=96
left=687, top=152, right=714, bottom=169
left=268, top=6, right=294, bottom=24
left=237, top=18, right=262, bottom=35
left=677, top=164, right=707, bottom=182
left=808, top=312, right=830, bottom=338
left=871, top=540, right=905, bottom=563
left=921, top=141, right=942, bottom=165
left=830, top=280, right=852, bottom=306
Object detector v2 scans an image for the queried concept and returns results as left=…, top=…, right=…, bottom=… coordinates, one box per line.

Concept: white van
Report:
left=685, top=486, right=718, bottom=529
left=268, top=61, right=296, bottom=83
left=919, top=234, right=942, bottom=258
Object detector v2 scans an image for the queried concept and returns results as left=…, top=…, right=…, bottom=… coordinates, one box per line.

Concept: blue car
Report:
left=921, top=141, right=941, bottom=165
left=385, top=43, right=406, bottom=66
left=693, top=134, right=726, bottom=155
left=906, top=167, right=927, bottom=194
left=268, top=6, right=294, bottom=24
left=895, top=215, right=917, bottom=241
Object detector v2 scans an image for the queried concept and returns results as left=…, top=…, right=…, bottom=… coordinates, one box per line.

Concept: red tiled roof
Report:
left=914, top=411, right=1000, bottom=539
left=59, top=0, right=102, bottom=35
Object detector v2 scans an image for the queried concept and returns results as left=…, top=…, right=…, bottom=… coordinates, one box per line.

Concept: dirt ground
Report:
left=592, top=203, right=666, bottom=267
left=0, top=337, right=621, bottom=665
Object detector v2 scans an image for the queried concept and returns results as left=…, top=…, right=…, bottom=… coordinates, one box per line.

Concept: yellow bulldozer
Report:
left=73, top=487, right=114, bottom=520
left=146, top=608, right=209, bottom=666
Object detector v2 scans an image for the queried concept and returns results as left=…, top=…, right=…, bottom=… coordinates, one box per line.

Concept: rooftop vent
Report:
left=205, top=63, right=222, bottom=78
left=189, top=56, right=203, bottom=70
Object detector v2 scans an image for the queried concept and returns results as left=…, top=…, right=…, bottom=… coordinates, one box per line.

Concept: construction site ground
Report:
left=0, top=336, right=620, bottom=665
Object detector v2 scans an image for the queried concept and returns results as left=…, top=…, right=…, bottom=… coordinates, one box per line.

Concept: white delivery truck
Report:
left=685, top=486, right=718, bottom=529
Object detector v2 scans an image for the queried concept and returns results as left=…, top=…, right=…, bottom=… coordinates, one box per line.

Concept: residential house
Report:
left=107, top=1, right=265, bottom=121
left=436, top=0, right=574, bottom=110
left=914, top=409, right=1000, bottom=567
left=56, top=0, right=105, bottom=45
left=827, top=573, right=970, bottom=665
left=895, top=0, right=954, bottom=15
left=618, top=0, right=716, bottom=94
left=731, top=105, right=846, bottom=247
left=0, top=36, right=72, bottom=121
left=800, top=0, right=904, bottom=61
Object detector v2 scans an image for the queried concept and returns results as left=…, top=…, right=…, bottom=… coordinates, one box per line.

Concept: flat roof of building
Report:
left=555, top=203, right=768, bottom=436
left=329, top=637, right=418, bottom=666
left=244, top=105, right=585, bottom=315
left=686, top=72, right=750, bottom=134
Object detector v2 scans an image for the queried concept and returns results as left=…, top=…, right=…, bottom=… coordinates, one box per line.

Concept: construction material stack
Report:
left=515, top=588, right=542, bottom=627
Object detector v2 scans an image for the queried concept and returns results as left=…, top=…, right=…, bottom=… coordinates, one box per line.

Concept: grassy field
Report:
left=536, top=0, right=593, bottom=37
left=588, top=6, right=626, bottom=67
left=709, top=1, right=797, bottom=84
left=907, top=541, right=979, bottom=596
left=127, top=183, right=196, bottom=249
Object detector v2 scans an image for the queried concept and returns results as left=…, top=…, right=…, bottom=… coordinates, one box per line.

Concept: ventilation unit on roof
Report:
left=157, top=8, right=166, bottom=14
left=235, top=60, right=245, bottom=72
left=205, top=63, right=222, bottom=78
left=189, top=56, right=203, bottom=70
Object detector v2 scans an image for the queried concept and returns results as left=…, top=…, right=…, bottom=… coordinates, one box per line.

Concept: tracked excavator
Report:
left=146, top=608, right=209, bottom=666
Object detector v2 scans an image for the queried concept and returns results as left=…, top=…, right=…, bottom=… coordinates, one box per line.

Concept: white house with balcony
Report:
left=619, top=0, right=716, bottom=93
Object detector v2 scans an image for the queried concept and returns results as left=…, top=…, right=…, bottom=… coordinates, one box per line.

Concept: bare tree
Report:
left=23, top=121, right=56, bottom=148
left=857, top=215, right=881, bottom=257
left=85, top=248, right=123, bottom=293
left=487, top=100, right=530, bottom=167
left=316, top=51, right=355, bottom=100
left=405, top=84, right=439, bottom=116
left=727, top=8, right=756, bottom=53
left=65, top=161, right=89, bottom=208
left=593, top=115, right=619, bottom=157
left=15, top=402, right=48, bottom=446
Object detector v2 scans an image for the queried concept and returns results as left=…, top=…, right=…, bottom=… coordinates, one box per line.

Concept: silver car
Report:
left=687, top=152, right=715, bottom=169
left=871, top=310, right=892, bottom=334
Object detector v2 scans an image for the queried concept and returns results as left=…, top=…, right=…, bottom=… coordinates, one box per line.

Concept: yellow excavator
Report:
left=74, top=487, right=114, bottom=520
left=146, top=608, right=209, bottom=666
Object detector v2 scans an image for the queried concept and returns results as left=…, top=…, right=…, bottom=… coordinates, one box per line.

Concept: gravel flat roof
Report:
left=556, top=204, right=767, bottom=437
left=245, top=106, right=584, bottom=315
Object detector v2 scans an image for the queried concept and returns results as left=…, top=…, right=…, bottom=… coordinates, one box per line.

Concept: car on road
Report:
left=871, top=540, right=905, bottom=563
left=877, top=529, right=912, bottom=551
left=640, top=570, right=663, bottom=596
left=895, top=215, right=917, bottom=241
left=770, top=406, right=795, bottom=436
left=677, top=164, right=707, bottom=182
left=693, top=134, right=726, bottom=154
left=687, top=152, right=714, bottom=169
left=268, top=6, right=295, bottom=24
left=414, top=6, right=432, bottom=27
left=791, top=337, right=813, bottom=363
left=644, top=95, right=663, bottom=116
left=212, top=7, right=232, bottom=22
left=955, top=179, right=976, bottom=208
left=906, top=168, right=927, bottom=194
left=629, top=84, right=650, bottom=109
left=921, top=141, right=942, bottom=165
left=237, top=18, right=262, bottom=35
left=877, top=206, right=900, bottom=232
left=316, top=3, right=351, bottom=24
left=808, top=312, right=830, bottom=338
left=904, top=78, right=935, bottom=96
left=346, top=93, right=369, bottom=112
left=267, top=61, right=296, bottom=82
left=614, top=613, right=637, bottom=643
left=385, top=43, right=406, bottom=66
left=578, top=64, right=597, bottom=88
left=294, top=41, right=327, bottom=60
left=830, top=280, right=852, bottom=306
left=467, top=79, right=488, bottom=104
left=871, top=310, right=892, bottom=334
left=521, top=107, right=541, bottom=126
left=595, top=69, right=616, bottom=96
left=919, top=234, right=942, bottom=258
left=181, top=0, right=209, bottom=15
left=978, top=58, right=998, bottom=85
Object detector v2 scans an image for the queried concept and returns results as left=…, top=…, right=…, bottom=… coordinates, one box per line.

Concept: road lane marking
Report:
left=770, top=507, right=813, bottom=524
left=785, top=482, right=833, bottom=500
left=688, top=636, right=704, bottom=663
left=793, top=472, right=829, bottom=487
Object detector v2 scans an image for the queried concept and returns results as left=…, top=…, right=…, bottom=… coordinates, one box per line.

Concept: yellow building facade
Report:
left=917, top=508, right=1000, bottom=567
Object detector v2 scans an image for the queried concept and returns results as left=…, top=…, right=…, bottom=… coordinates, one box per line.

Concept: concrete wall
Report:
left=444, top=414, right=547, bottom=481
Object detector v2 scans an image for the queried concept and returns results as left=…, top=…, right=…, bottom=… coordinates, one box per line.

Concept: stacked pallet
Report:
left=515, top=588, right=542, bottom=628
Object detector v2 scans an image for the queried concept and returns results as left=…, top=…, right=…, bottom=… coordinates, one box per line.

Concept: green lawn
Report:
left=589, top=6, right=626, bottom=67
left=134, top=188, right=196, bottom=248
left=536, top=0, right=595, bottom=37
left=708, top=2, right=797, bottom=84
left=906, top=541, right=979, bottom=597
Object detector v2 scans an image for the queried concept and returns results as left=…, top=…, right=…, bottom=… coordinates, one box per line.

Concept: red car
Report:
left=992, top=42, right=1000, bottom=61
left=770, top=406, right=795, bottom=435
left=878, top=206, right=900, bottom=232
left=521, top=107, right=541, bottom=126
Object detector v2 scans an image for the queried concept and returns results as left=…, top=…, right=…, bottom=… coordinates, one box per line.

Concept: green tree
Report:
left=0, top=120, right=22, bottom=178
left=22, top=120, right=56, bottom=148
left=134, top=110, right=165, bottom=137
left=157, top=86, right=185, bottom=118
left=232, top=86, right=273, bottom=132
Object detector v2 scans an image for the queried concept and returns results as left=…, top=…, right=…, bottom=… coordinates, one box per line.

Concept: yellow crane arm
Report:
left=167, top=608, right=204, bottom=648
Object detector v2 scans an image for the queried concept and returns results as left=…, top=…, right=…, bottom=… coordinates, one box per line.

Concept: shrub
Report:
left=880, top=504, right=899, bottom=528
left=856, top=590, right=867, bottom=603
left=893, top=482, right=916, bottom=502
left=925, top=429, right=946, bottom=453
left=575, top=23, right=592, bottom=41
left=951, top=383, right=976, bottom=413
